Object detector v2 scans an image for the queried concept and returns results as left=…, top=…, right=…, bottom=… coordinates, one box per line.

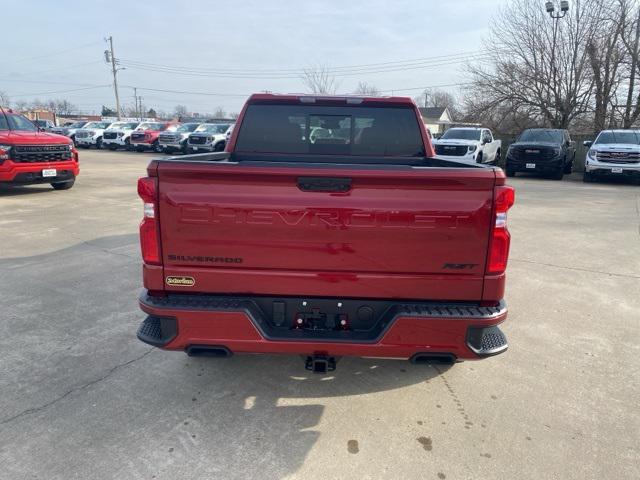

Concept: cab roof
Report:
left=247, top=93, right=416, bottom=106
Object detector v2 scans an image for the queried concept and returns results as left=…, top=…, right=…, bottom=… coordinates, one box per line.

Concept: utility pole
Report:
left=105, top=36, right=122, bottom=119
left=138, top=96, right=143, bottom=120
left=133, top=87, right=139, bottom=120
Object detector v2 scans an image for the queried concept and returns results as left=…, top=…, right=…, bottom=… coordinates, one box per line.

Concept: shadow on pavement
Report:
left=0, top=234, right=451, bottom=479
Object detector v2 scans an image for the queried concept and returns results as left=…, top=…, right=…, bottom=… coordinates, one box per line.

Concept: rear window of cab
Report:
left=235, top=104, right=424, bottom=157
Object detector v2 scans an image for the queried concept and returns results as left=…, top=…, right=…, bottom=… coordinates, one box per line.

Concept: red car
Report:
left=0, top=109, right=79, bottom=190
left=136, top=94, right=514, bottom=373
left=130, top=122, right=173, bottom=152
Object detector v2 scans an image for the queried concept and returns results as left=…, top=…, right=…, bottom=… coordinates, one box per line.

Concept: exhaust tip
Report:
left=186, top=345, right=233, bottom=358
left=409, top=353, right=456, bottom=365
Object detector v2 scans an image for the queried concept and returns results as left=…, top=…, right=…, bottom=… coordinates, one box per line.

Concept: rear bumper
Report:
left=137, top=291, right=508, bottom=360
left=0, top=160, right=79, bottom=184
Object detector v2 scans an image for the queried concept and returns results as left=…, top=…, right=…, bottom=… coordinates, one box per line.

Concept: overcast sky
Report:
left=2, top=0, right=505, bottom=116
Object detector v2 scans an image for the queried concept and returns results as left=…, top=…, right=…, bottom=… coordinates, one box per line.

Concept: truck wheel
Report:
left=135, top=146, right=145, bottom=152
left=153, top=140, right=161, bottom=153
left=214, top=141, right=226, bottom=152
left=125, top=138, right=131, bottom=150
left=476, top=152, right=483, bottom=164
left=95, top=137, right=103, bottom=150
left=551, top=167, right=564, bottom=180
left=563, top=157, right=572, bottom=174
left=181, top=142, right=188, bottom=154
left=494, top=149, right=501, bottom=165
left=108, top=144, right=118, bottom=151
left=51, top=178, right=75, bottom=190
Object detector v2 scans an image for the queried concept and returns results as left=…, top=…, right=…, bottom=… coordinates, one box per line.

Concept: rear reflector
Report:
left=486, top=186, right=515, bottom=275
left=138, top=177, right=161, bottom=265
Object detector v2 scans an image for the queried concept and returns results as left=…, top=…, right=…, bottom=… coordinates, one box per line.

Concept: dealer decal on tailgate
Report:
left=166, top=276, right=196, bottom=287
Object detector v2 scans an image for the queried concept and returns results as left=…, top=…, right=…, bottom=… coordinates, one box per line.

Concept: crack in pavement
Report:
left=510, top=258, right=640, bottom=280
left=0, top=348, right=154, bottom=428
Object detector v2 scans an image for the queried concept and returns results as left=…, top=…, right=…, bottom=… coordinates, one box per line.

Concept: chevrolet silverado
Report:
left=136, top=94, right=514, bottom=373
left=1, top=108, right=79, bottom=190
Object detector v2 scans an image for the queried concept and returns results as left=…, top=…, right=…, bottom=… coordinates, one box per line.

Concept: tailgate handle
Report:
left=297, top=177, right=352, bottom=192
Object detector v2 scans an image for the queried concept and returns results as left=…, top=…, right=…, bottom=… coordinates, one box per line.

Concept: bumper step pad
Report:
left=466, top=325, right=508, bottom=356
left=137, top=315, right=177, bottom=347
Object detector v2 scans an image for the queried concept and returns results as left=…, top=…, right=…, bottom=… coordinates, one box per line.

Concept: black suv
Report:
left=505, top=128, right=575, bottom=180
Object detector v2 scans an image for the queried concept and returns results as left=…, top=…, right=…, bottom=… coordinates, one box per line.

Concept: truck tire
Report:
left=51, top=178, right=75, bottom=190
left=125, top=138, right=131, bottom=150
left=563, top=157, right=573, bottom=174
left=494, top=149, right=501, bottom=165
left=108, top=144, right=118, bottom=151
left=214, top=141, right=226, bottom=152
left=95, top=137, right=103, bottom=150
left=551, top=167, right=564, bottom=180
left=181, top=142, right=188, bottom=154
left=153, top=140, right=161, bottom=153
left=476, top=152, right=483, bottom=164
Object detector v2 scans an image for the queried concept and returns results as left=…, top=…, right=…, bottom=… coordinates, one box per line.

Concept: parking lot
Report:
left=0, top=149, right=638, bottom=479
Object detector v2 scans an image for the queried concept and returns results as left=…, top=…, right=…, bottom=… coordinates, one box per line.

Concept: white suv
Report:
left=74, top=121, right=113, bottom=149
left=102, top=122, right=140, bottom=150
left=584, top=130, right=640, bottom=183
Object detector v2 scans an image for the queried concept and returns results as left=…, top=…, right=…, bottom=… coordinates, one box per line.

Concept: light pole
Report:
left=545, top=1, right=570, bottom=127
left=545, top=1, right=569, bottom=19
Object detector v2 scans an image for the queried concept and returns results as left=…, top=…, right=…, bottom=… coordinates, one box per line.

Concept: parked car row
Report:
left=504, top=127, right=640, bottom=183
left=61, top=120, right=235, bottom=154
left=433, top=125, right=639, bottom=183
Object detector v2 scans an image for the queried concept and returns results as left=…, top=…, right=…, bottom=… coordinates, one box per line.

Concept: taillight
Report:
left=486, top=185, right=515, bottom=275
left=138, top=177, right=161, bottom=265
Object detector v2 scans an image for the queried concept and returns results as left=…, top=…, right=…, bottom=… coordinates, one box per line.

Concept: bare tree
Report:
left=213, top=107, right=226, bottom=118
left=620, top=0, right=640, bottom=127
left=415, top=88, right=461, bottom=119
left=354, top=82, right=380, bottom=96
left=586, top=1, right=626, bottom=132
left=302, top=65, right=340, bottom=94
left=229, top=112, right=240, bottom=120
left=0, top=91, right=9, bottom=107
left=466, top=0, right=600, bottom=130
left=173, top=105, right=188, bottom=118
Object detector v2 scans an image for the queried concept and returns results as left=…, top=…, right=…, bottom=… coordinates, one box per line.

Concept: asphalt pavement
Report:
left=0, top=149, right=638, bottom=479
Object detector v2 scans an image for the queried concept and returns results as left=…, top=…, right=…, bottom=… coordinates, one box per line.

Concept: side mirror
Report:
left=583, top=140, right=592, bottom=147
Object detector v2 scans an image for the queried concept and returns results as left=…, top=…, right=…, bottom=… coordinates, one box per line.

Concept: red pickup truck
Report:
left=1, top=109, right=79, bottom=190
left=136, top=94, right=514, bottom=373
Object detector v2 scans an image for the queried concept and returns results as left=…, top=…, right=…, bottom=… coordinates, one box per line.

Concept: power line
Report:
left=10, top=85, right=111, bottom=98
left=117, top=50, right=489, bottom=74
left=117, top=54, right=490, bottom=79
left=8, top=41, right=103, bottom=64
left=123, top=85, right=248, bottom=98
left=378, top=82, right=473, bottom=93
left=0, top=77, right=108, bottom=87
left=10, top=61, right=105, bottom=77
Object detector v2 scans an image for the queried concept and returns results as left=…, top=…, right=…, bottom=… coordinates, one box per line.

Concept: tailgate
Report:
left=156, top=162, right=496, bottom=301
